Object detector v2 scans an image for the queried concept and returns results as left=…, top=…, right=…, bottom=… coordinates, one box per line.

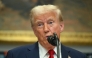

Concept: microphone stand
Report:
left=57, top=39, right=60, bottom=58
left=54, top=33, right=60, bottom=58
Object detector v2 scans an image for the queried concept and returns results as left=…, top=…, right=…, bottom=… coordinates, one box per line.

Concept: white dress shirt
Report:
left=38, top=42, right=62, bottom=58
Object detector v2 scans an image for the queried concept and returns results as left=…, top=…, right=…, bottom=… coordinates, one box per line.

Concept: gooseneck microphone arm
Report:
left=47, top=33, right=60, bottom=58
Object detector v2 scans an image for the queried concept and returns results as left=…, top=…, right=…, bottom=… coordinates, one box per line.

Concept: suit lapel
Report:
left=26, top=42, right=39, bottom=58
left=61, top=44, right=68, bottom=58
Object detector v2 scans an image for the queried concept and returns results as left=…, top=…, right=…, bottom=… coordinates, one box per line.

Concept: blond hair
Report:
left=30, top=5, right=63, bottom=26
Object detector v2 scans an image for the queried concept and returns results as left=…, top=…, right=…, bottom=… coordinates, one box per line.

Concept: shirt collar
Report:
left=38, top=42, right=48, bottom=58
left=38, top=42, right=61, bottom=58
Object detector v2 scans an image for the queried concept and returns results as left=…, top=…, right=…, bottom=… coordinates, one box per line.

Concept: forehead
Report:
left=34, top=11, right=57, bottom=21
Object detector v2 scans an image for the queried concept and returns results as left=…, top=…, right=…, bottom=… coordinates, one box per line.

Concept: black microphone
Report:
left=47, top=33, right=59, bottom=46
left=47, top=33, right=60, bottom=58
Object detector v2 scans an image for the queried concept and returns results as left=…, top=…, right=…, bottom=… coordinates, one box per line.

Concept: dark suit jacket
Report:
left=6, top=42, right=86, bottom=58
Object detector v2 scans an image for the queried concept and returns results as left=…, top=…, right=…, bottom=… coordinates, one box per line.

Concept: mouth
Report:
left=46, top=35, right=53, bottom=39
left=46, top=36, right=49, bottom=39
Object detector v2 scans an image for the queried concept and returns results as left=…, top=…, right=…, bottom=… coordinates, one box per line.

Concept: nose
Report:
left=44, top=23, right=49, bottom=34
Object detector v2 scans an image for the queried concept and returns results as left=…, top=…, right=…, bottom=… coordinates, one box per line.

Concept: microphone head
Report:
left=47, top=34, right=57, bottom=46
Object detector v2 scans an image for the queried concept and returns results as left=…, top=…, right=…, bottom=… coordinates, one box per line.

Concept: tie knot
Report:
left=48, top=49, right=55, bottom=55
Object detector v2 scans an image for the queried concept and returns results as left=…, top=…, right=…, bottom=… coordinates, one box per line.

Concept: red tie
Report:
left=48, top=49, right=55, bottom=58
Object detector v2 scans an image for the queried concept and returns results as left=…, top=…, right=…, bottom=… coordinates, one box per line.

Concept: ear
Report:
left=60, top=22, right=64, bottom=32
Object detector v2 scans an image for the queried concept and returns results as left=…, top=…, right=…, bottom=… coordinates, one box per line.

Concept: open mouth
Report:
left=46, top=35, right=53, bottom=39
left=46, top=36, right=49, bottom=39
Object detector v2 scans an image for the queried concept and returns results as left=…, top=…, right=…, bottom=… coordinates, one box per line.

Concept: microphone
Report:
left=47, top=33, right=60, bottom=58
left=47, top=33, right=59, bottom=46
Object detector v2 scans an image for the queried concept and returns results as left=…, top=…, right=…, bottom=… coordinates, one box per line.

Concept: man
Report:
left=6, top=5, right=86, bottom=58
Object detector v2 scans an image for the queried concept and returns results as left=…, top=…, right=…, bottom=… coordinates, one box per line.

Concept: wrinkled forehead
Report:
left=31, top=11, right=59, bottom=26
left=34, top=11, right=57, bottom=22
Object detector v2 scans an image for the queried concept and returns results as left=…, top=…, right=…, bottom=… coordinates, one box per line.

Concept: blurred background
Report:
left=0, top=0, right=92, bottom=58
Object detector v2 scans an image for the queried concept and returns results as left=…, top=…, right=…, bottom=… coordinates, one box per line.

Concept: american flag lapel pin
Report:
left=68, top=55, right=71, bottom=58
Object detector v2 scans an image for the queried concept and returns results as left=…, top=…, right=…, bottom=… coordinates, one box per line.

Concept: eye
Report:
left=48, top=21, right=54, bottom=24
left=37, top=23, right=43, bottom=27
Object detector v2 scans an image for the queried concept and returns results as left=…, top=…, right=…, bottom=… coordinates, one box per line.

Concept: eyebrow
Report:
left=35, top=20, right=42, bottom=23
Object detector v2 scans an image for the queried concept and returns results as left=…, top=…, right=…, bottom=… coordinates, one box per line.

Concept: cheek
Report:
left=34, top=29, right=47, bottom=42
left=50, top=24, right=61, bottom=33
left=34, top=29, right=42, bottom=36
left=33, top=29, right=45, bottom=39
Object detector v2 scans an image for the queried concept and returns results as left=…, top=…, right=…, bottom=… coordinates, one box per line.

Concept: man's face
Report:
left=32, top=11, right=64, bottom=47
